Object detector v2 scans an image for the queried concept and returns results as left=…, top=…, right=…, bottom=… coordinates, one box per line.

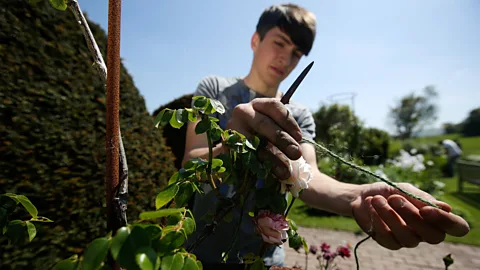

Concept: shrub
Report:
left=357, top=127, right=391, bottom=166
left=0, top=1, right=176, bottom=268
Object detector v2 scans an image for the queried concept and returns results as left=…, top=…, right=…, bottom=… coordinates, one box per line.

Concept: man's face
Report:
left=252, top=27, right=304, bottom=87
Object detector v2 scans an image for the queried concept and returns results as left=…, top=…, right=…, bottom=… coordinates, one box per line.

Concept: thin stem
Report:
left=285, top=197, right=296, bottom=217
left=222, top=191, right=249, bottom=262
left=301, top=138, right=439, bottom=209
left=205, top=127, right=217, bottom=190
left=354, top=235, right=371, bottom=270
left=305, top=252, right=308, bottom=270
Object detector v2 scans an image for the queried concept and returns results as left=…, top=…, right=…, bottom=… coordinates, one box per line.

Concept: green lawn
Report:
left=390, top=134, right=480, bottom=156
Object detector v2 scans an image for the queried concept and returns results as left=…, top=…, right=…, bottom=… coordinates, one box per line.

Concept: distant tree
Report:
left=461, top=107, right=480, bottom=137
left=388, top=85, right=438, bottom=139
left=443, top=122, right=462, bottom=134
left=312, top=103, right=362, bottom=156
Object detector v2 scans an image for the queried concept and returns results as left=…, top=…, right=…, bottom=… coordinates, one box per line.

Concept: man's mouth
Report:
left=270, top=66, right=285, bottom=76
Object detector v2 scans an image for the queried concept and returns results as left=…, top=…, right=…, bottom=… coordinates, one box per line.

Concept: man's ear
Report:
left=251, top=32, right=260, bottom=52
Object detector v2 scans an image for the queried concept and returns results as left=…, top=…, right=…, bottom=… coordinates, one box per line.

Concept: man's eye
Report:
left=274, top=41, right=284, bottom=47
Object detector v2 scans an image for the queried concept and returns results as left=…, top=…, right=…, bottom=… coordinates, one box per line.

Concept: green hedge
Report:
left=0, top=1, right=176, bottom=269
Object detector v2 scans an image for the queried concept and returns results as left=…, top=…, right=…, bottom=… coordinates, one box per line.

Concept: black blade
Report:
left=280, top=61, right=314, bottom=104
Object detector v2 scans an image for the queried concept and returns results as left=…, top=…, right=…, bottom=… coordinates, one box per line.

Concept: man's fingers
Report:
left=251, top=99, right=302, bottom=142
left=257, top=147, right=290, bottom=180
left=366, top=197, right=403, bottom=250
left=371, top=196, right=421, bottom=248
left=231, top=103, right=301, bottom=160
left=395, top=183, right=452, bottom=212
left=389, top=196, right=446, bottom=244
left=419, top=207, right=470, bottom=237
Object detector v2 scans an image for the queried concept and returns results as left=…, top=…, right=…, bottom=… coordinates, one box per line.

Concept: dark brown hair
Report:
left=256, top=3, right=316, bottom=55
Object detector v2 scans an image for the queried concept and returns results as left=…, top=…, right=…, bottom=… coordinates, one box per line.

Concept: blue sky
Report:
left=78, top=0, right=479, bottom=134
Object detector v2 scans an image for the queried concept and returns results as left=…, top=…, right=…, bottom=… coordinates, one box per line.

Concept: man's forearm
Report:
left=299, top=169, right=364, bottom=217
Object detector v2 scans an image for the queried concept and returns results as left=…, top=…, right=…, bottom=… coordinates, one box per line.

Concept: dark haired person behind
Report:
left=183, top=3, right=470, bottom=269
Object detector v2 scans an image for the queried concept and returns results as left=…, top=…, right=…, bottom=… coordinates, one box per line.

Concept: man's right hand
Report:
left=225, top=98, right=303, bottom=180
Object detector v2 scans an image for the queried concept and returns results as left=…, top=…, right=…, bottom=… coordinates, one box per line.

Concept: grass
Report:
left=289, top=134, right=480, bottom=246
left=390, top=133, right=480, bottom=156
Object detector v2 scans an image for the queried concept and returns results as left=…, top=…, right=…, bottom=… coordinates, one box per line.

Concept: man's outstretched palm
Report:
left=351, top=182, right=470, bottom=250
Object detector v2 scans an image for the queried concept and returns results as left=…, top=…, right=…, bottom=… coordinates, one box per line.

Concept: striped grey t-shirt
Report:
left=185, top=75, right=316, bottom=267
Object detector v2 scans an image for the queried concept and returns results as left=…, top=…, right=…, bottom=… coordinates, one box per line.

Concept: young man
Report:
left=183, top=3, right=470, bottom=269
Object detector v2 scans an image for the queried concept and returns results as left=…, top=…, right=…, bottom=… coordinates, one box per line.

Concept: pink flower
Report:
left=320, top=243, right=330, bottom=253
left=336, top=245, right=351, bottom=258
left=253, top=210, right=289, bottom=245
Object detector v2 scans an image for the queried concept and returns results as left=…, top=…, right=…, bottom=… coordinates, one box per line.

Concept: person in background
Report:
left=439, top=139, right=463, bottom=177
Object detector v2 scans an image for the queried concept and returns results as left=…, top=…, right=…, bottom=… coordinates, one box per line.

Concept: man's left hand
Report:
left=351, top=182, right=470, bottom=250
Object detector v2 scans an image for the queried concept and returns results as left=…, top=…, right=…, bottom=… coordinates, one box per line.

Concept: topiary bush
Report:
left=0, top=1, right=177, bottom=268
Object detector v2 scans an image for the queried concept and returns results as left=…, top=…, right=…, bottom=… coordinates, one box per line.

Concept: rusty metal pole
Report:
left=106, top=0, right=121, bottom=239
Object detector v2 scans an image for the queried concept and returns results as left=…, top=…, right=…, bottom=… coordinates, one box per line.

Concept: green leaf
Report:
left=5, top=220, right=27, bottom=244
left=160, top=255, right=173, bottom=270
left=168, top=172, right=180, bottom=185
left=169, top=110, right=187, bottom=129
left=83, top=237, right=110, bottom=270
left=110, top=227, right=130, bottom=260
left=30, top=216, right=53, bottom=222
left=193, top=96, right=207, bottom=109
left=166, top=213, right=183, bottom=227
left=140, top=224, right=163, bottom=240
left=211, top=159, right=223, bottom=169
left=114, top=226, right=151, bottom=269
left=25, top=221, right=36, bottom=242
left=154, top=230, right=186, bottom=254
left=183, top=217, right=195, bottom=236
left=154, top=109, right=167, bottom=128
left=52, top=255, right=79, bottom=270
left=288, top=232, right=302, bottom=250
left=140, top=208, right=185, bottom=220
left=185, top=108, right=198, bottom=122
left=175, top=183, right=194, bottom=207
left=171, top=253, right=185, bottom=270
left=0, top=195, right=18, bottom=214
left=194, top=118, right=210, bottom=134
left=156, top=184, right=180, bottom=210
left=161, top=109, right=174, bottom=127
left=288, top=219, right=298, bottom=231
left=209, top=99, right=225, bottom=114
left=196, top=261, right=203, bottom=270
left=48, top=0, right=67, bottom=10
left=182, top=256, right=199, bottom=270
left=136, top=247, right=158, bottom=270
left=250, top=258, right=267, bottom=270
left=16, top=195, right=38, bottom=218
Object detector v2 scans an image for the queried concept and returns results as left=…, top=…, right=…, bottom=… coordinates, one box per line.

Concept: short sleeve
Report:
left=296, top=107, right=316, bottom=141
left=191, top=75, right=219, bottom=107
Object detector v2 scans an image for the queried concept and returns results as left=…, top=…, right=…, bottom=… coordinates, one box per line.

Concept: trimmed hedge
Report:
left=0, top=1, right=176, bottom=269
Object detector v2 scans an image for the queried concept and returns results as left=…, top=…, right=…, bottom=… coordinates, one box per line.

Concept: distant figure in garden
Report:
left=439, top=139, right=463, bottom=177
left=182, top=3, right=470, bottom=269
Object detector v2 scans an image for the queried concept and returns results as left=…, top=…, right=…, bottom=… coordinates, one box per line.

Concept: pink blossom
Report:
left=336, top=245, right=351, bottom=258
left=253, top=210, right=289, bottom=245
left=320, top=243, right=330, bottom=253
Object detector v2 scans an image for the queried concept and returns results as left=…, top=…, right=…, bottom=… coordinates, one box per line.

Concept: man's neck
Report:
left=242, top=70, right=279, bottom=98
